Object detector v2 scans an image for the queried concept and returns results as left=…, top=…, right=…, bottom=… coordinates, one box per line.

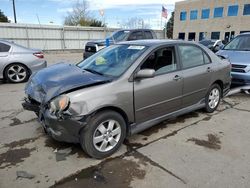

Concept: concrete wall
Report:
left=0, top=23, right=164, bottom=50
left=173, top=0, right=250, bottom=41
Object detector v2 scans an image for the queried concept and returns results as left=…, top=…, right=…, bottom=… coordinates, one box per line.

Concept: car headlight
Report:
left=49, top=95, right=70, bottom=114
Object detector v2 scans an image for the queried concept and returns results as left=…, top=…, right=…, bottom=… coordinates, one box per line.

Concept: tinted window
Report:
left=180, top=11, right=187, bottom=21
left=141, top=46, right=177, bottom=75
left=178, top=33, right=185, bottom=40
left=201, top=9, right=210, bottom=19
left=188, top=32, right=196, bottom=41
left=224, top=35, right=250, bottom=51
left=243, top=4, right=250, bottom=15
left=190, top=10, right=198, bottom=20
left=211, top=32, right=220, bottom=40
left=203, top=53, right=211, bottom=64
left=128, top=31, right=144, bottom=40
left=228, top=5, right=238, bottom=16
left=144, top=31, right=153, bottom=39
left=178, top=45, right=204, bottom=69
left=214, top=7, right=224, bottom=18
left=0, top=42, right=11, bottom=52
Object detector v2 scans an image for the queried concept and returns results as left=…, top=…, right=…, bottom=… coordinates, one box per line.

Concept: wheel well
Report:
left=3, top=62, right=31, bottom=79
left=94, top=106, right=130, bottom=136
left=213, top=80, right=223, bottom=95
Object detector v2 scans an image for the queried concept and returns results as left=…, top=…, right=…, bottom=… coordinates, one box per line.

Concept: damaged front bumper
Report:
left=22, top=97, right=87, bottom=143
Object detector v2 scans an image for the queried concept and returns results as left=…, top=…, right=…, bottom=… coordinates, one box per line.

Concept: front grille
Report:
left=231, top=69, right=245, bottom=73
left=85, top=46, right=96, bottom=52
left=232, top=64, right=247, bottom=69
left=231, top=64, right=247, bottom=73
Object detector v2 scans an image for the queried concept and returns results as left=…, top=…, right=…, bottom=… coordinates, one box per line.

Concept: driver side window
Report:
left=141, top=46, right=177, bottom=75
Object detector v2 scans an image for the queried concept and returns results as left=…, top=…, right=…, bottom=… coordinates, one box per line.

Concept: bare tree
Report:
left=64, top=0, right=104, bottom=27
left=120, top=17, right=151, bottom=29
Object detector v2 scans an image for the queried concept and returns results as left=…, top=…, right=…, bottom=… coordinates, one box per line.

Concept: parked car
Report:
left=199, top=39, right=224, bottom=53
left=23, top=40, right=231, bottom=159
left=83, top=29, right=157, bottom=59
left=217, top=32, right=250, bottom=85
left=0, top=40, right=47, bottom=83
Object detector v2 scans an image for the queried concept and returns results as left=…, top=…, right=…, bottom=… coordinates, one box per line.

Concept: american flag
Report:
left=162, top=5, right=168, bottom=18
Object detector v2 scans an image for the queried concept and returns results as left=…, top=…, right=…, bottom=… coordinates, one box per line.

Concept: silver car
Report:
left=23, top=40, right=231, bottom=159
left=0, top=40, right=47, bottom=83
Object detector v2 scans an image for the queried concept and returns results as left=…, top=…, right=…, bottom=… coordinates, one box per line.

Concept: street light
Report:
left=12, top=0, right=17, bottom=23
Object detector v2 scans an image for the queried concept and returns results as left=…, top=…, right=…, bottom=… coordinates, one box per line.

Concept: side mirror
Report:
left=135, top=69, right=155, bottom=79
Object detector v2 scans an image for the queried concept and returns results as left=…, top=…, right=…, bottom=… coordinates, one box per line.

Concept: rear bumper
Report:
left=83, top=51, right=95, bottom=59
left=22, top=99, right=87, bottom=143
left=29, top=60, right=47, bottom=74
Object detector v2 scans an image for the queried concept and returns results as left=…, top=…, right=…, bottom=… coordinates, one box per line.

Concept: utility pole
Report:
left=12, top=0, right=17, bottom=23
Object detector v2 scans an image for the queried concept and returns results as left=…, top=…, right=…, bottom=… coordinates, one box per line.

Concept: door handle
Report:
left=173, top=75, right=182, bottom=81
left=207, top=67, right=212, bottom=72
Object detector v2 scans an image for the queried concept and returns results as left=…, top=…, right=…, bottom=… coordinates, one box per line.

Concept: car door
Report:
left=178, top=44, right=212, bottom=108
left=0, top=42, right=11, bottom=74
left=134, top=45, right=183, bottom=123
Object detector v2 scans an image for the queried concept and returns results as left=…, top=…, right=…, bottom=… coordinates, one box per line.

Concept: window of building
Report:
left=211, top=32, right=220, bottom=40
left=243, top=4, right=250, bottom=15
left=199, top=32, right=205, bottom=41
left=180, top=11, right=187, bottom=21
left=201, top=9, right=210, bottom=19
left=0, top=42, right=11, bottom=52
left=178, top=45, right=205, bottom=69
left=214, top=7, right=224, bottom=18
left=188, top=32, right=196, bottom=41
left=190, top=10, right=198, bottom=20
left=228, top=5, right=238, bottom=16
left=178, top=33, right=185, bottom=40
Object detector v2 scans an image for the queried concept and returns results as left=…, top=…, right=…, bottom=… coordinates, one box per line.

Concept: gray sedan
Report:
left=23, top=40, right=231, bottom=159
left=0, top=40, right=47, bottom=83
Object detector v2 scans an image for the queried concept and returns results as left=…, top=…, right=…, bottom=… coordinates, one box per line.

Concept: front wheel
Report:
left=80, top=111, right=126, bottom=159
left=204, top=84, right=222, bottom=113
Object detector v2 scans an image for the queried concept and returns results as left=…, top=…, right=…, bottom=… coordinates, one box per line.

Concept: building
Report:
left=173, top=0, right=250, bottom=42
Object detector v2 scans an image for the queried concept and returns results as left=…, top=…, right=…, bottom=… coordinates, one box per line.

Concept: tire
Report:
left=80, top=111, right=126, bottom=159
left=204, top=84, right=222, bottom=113
left=4, top=63, right=29, bottom=83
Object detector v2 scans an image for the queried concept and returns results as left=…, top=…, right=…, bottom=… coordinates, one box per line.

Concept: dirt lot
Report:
left=0, top=52, right=250, bottom=188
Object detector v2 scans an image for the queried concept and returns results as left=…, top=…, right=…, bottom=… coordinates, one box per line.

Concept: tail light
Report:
left=33, top=52, right=44, bottom=59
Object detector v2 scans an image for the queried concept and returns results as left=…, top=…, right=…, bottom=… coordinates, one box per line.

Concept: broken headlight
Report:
left=49, top=95, right=70, bottom=114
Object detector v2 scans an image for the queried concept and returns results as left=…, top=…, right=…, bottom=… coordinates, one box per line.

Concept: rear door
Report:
left=0, top=42, right=11, bottom=74
left=134, top=45, right=183, bottom=123
left=177, top=44, right=212, bottom=107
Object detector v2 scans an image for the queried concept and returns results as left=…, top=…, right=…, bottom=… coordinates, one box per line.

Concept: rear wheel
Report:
left=204, top=84, right=221, bottom=113
left=80, top=111, right=126, bottom=159
left=4, top=63, right=29, bottom=83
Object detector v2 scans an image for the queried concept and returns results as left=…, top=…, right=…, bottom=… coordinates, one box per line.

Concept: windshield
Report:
left=224, top=35, right=250, bottom=51
left=77, top=44, right=148, bottom=77
left=112, top=30, right=130, bottom=42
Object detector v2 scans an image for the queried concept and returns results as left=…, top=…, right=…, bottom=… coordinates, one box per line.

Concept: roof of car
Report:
left=239, top=32, right=250, bottom=36
left=117, top=29, right=154, bottom=32
left=118, top=39, right=195, bottom=47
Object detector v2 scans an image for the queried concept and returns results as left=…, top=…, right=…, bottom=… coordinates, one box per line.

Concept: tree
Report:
left=120, top=17, right=150, bottom=29
left=164, top=11, right=174, bottom=39
left=64, top=0, right=104, bottom=27
left=0, top=10, right=10, bottom=23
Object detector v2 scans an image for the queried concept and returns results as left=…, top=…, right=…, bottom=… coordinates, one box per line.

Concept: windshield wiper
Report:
left=83, top=68, right=104, bottom=76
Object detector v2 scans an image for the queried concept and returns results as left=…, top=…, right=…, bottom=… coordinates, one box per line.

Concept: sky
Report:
left=0, top=0, right=182, bottom=29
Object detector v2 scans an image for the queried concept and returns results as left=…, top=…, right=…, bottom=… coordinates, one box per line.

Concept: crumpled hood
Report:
left=25, top=63, right=111, bottom=104
left=217, top=50, right=250, bottom=65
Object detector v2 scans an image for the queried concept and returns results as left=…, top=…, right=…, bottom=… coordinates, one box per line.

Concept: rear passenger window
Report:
left=203, top=52, right=211, bottom=64
left=178, top=45, right=205, bottom=69
left=0, top=42, right=11, bottom=52
left=144, top=31, right=153, bottom=39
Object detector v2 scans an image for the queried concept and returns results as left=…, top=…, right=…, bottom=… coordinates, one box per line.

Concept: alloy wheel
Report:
left=93, top=119, right=121, bottom=152
left=208, top=88, right=220, bottom=109
left=7, top=64, right=27, bottom=82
